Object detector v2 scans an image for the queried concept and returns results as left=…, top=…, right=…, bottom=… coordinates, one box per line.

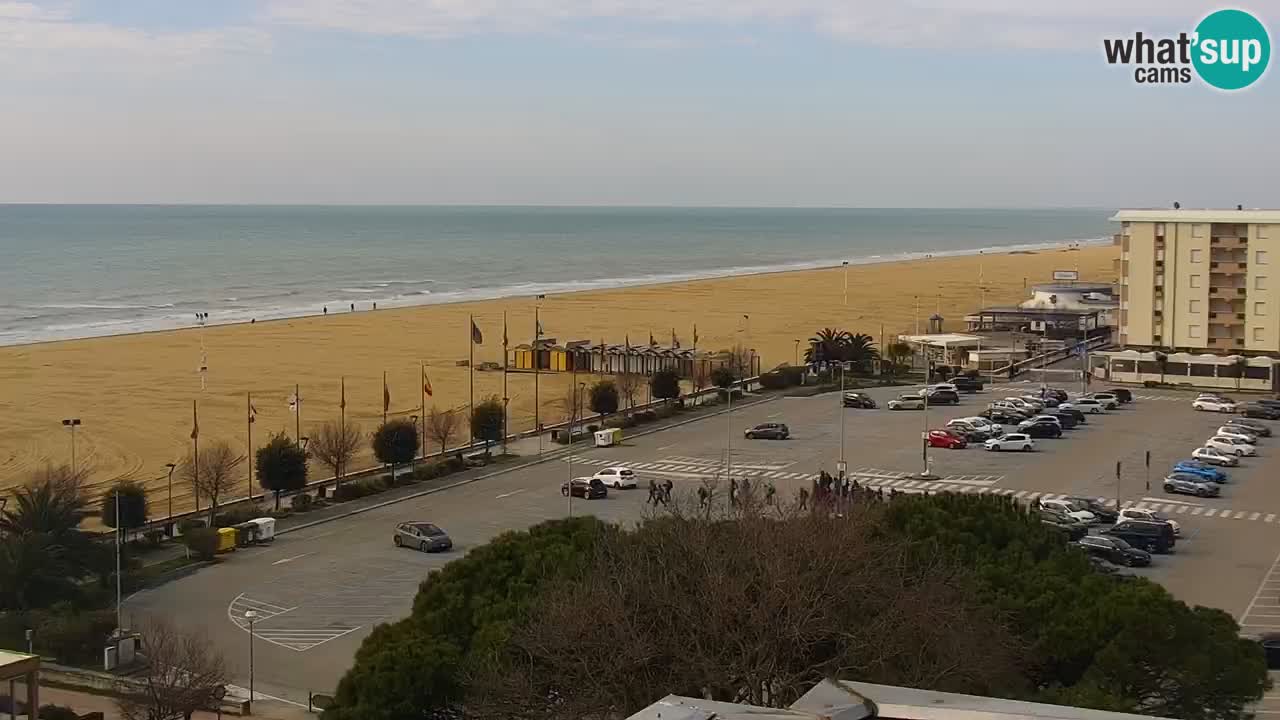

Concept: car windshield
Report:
left=413, top=523, right=443, bottom=536
left=1109, top=537, right=1134, bottom=550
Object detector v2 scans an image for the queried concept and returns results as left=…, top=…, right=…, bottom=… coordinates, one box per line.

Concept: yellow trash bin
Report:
left=216, top=527, right=238, bottom=554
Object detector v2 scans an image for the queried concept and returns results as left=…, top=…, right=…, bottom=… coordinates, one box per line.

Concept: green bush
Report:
left=177, top=518, right=206, bottom=536
left=333, top=478, right=386, bottom=502
left=213, top=506, right=261, bottom=528
left=290, top=493, right=314, bottom=512
left=39, top=705, right=81, bottom=720
left=143, top=529, right=167, bottom=547
left=31, top=606, right=118, bottom=666
left=183, top=527, right=220, bottom=560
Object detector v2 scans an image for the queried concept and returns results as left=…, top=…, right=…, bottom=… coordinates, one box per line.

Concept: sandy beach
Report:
left=0, top=244, right=1115, bottom=508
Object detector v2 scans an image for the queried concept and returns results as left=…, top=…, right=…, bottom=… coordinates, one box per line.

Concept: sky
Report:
left=0, top=1, right=1276, bottom=207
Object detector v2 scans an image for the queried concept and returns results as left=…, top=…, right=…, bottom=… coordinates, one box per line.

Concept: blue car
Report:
left=1173, top=461, right=1228, bottom=483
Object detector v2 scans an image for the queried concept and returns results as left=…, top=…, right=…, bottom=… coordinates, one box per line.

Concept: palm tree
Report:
left=0, top=466, right=91, bottom=537
left=1152, top=351, right=1169, bottom=385
left=840, top=333, right=880, bottom=375
left=804, top=327, right=851, bottom=366
left=1229, top=355, right=1249, bottom=390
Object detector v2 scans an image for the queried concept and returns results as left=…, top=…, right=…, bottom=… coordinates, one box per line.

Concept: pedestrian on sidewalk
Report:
left=798, top=486, right=809, bottom=510
left=697, top=486, right=709, bottom=509
left=729, top=477, right=738, bottom=507
left=661, top=479, right=673, bottom=505
left=647, top=478, right=658, bottom=505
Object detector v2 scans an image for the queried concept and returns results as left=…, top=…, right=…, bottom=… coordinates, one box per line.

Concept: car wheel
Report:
left=1022, top=445, right=1032, bottom=452
left=614, top=481, right=622, bottom=489
left=394, top=536, right=401, bottom=547
left=420, top=541, right=429, bottom=552
left=561, top=486, right=569, bottom=496
left=1236, top=449, right=1245, bottom=457
left=745, top=433, right=755, bottom=439
left=1163, top=484, right=1175, bottom=493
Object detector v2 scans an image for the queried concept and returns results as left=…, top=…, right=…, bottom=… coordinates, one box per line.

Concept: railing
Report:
left=993, top=333, right=1112, bottom=379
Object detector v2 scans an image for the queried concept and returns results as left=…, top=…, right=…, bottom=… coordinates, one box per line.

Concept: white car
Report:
left=1083, top=393, right=1120, bottom=409
left=1216, top=426, right=1259, bottom=444
left=1192, top=445, right=1240, bottom=466
left=1018, top=396, right=1048, bottom=410
left=1117, top=508, right=1181, bottom=536
left=887, top=394, right=926, bottom=410
left=1065, top=399, right=1106, bottom=414
left=927, top=383, right=959, bottom=393
left=1039, top=498, right=1095, bottom=523
left=984, top=433, right=1034, bottom=452
left=1026, top=415, right=1062, bottom=427
left=1004, top=398, right=1038, bottom=412
left=1193, top=398, right=1238, bottom=413
left=1206, top=435, right=1257, bottom=457
left=592, top=466, right=637, bottom=488
left=963, top=416, right=1000, bottom=433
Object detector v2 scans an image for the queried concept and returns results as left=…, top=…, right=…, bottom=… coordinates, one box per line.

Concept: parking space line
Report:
left=1237, top=511, right=1250, bottom=520
left=1192, top=508, right=1206, bottom=515
left=1013, top=490, right=1028, bottom=498
left=1270, top=514, right=1277, bottom=523
left=1204, top=509, right=1218, bottom=517
left=1177, top=506, right=1189, bottom=514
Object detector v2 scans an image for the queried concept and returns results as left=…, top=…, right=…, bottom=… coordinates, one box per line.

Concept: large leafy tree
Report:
left=255, top=432, right=308, bottom=509
left=100, top=480, right=148, bottom=532
left=884, top=341, right=914, bottom=376
left=371, top=419, right=419, bottom=474
left=0, top=467, right=100, bottom=610
left=471, top=395, right=505, bottom=454
left=842, top=332, right=880, bottom=374
left=588, top=380, right=619, bottom=415
left=804, top=327, right=850, bottom=365
left=649, top=369, right=681, bottom=403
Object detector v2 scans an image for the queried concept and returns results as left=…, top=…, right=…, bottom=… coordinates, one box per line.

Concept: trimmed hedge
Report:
left=333, top=477, right=387, bottom=502
left=184, top=527, right=220, bottom=560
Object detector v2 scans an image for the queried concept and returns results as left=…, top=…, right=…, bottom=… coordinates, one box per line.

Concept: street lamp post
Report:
left=842, top=260, right=850, bottom=308
left=794, top=339, right=800, bottom=367
left=61, top=418, right=81, bottom=473
left=838, top=362, right=849, bottom=515
left=244, top=610, right=258, bottom=713
left=165, top=463, right=176, bottom=526
left=409, top=416, right=419, bottom=471
left=114, top=489, right=122, bottom=631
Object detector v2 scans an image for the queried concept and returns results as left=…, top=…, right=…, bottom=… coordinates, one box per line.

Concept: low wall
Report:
left=39, top=662, right=250, bottom=716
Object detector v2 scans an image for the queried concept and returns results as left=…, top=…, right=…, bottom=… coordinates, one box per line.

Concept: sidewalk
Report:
left=34, top=686, right=312, bottom=719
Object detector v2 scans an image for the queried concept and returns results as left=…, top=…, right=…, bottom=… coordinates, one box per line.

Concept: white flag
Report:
left=288, top=393, right=299, bottom=414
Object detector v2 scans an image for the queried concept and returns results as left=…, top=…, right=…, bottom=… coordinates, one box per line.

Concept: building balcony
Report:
left=1210, top=262, right=1248, bottom=273
left=1113, top=233, right=1125, bottom=246
left=1209, top=313, right=1244, bottom=327
left=1207, top=337, right=1247, bottom=349
left=1211, top=235, right=1249, bottom=248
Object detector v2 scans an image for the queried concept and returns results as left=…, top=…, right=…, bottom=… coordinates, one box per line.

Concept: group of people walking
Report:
left=642, top=469, right=901, bottom=512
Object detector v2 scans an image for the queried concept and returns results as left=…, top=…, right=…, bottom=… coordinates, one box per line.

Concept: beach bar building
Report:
left=510, top=339, right=756, bottom=379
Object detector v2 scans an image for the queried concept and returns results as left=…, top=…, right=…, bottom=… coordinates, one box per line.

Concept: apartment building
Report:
left=1114, top=209, right=1280, bottom=354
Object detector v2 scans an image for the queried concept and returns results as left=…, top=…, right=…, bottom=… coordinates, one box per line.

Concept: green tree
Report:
left=255, top=432, right=308, bottom=509
left=1153, top=350, right=1169, bottom=384
left=100, top=480, right=148, bottom=533
left=0, top=533, right=84, bottom=610
left=0, top=466, right=91, bottom=537
left=371, top=419, right=419, bottom=476
left=310, top=420, right=363, bottom=489
left=588, top=380, right=619, bottom=415
left=649, top=368, right=681, bottom=403
left=1229, top=355, right=1249, bottom=390
left=710, top=366, right=735, bottom=389
left=804, top=327, right=850, bottom=365
left=324, top=517, right=603, bottom=720
left=842, top=332, right=880, bottom=374
left=470, top=395, right=505, bottom=455
left=884, top=341, right=913, bottom=377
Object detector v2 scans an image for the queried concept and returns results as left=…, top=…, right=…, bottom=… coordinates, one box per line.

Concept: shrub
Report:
left=177, top=518, right=206, bottom=536
left=586, top=424, right=600, bottom=433
left=183, top=527, right=220, bottom=560
left=213, top=506, right=261, bottom=528
left=757, top=371, right=788, bottom=390
left=588, top=380, right=619, bottom=415
left=39, top=705, right=81, bottom=720
left=143, top=529, right=167, bottom=547
left=31, top=606, right=118, bottom=666
left=333, top=478, right=386, bottom=502
left=290, top=494, right=314, bottom=512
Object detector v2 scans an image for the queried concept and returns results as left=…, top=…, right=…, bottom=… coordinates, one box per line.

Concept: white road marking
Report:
left=1236, top=511, right=1249, bottom=519
left=1177, top=506, right=1189, bottom=514
left=271, top=552, right=314, bottom=566
left=1269, top=514, right=1277, bottom=523
left=495, top=488, right=527, bottom=499
left=1192, top=507, right=1206, bottom=515
left=1204, top=509, right=1217, bottom=517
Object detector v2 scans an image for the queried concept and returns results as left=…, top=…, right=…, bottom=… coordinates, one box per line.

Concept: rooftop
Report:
left=1111, top=209, right=1280, bottom=224
left=1029, top=283, right=1114, bottom=294
left=0, top=649, right=39, bottom=680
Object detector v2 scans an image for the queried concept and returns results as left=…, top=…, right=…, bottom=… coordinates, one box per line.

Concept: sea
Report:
left=0, top=206, right=1112, bottom=347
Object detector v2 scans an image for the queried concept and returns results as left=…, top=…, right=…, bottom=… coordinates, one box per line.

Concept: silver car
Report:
left=393, top=521, right=453, bottom=552
left=1162, top=475, right=1220, bottom=498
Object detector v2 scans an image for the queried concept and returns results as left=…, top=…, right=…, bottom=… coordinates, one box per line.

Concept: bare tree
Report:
left=425, top=406, right=460, bottom=455
left=178, top=441, right=245, bottom=524
left=614, top=373, right=642, bottom=416
left=115, top=618, right=229, bottom=720
left=310, top=420, right=362, bottom=489
left=729, top=342, right=755, bottom=378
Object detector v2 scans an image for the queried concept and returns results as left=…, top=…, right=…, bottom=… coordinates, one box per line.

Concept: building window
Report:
left=1193, top=224, right=1207, bottom=238
left=1188, top=325, right=1202, bottom=339
left=1260, top=225, right=1272, bottom=240
left=1259, top=276, right=1270, bottom=290
left=1189, top=299, right=1201, bottom=313
left=1256, top=328, right=1266, bottom=342
left=1190, top=248, right=1203, bottom=263
left=1256, top=302, right=1268, bottom=317
left=1155, top=223, right=1165, bottom=236
left=1189, top=274, right=1202, bottom=288
left=1259, top=250, right=1270, bottom=265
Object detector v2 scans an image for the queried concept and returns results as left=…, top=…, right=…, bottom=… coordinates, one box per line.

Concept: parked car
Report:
left=1117, top=507, right=1182, bottom=536
left=1041, top=514, right=1089, bottom=540
left=562, top=477, right=608, bottom=499
left=1193, top=397, right=1238, bottom=413
left=985, top=433, right=1035, bottom=452
left=1084, top=392, right=1121, bottom=409
left=393, top=522, right=453, bottom=552
left=1163, top=474, right=1221, bottom=498
left=888, top=395, right=926, bottom=410
left=1044, top=387, right=1070, bottom=402
left=963, top=416, right=1000, bottom=433
left=1103, top=520, right=1176, bottom=553
left=919, top=388, right=960, bottom=405
left=926, top=430, right=967, bottom=449
left=1109, top=388, right=1133, bottom=403
left=1040, top=411, right=1077, bottom=429
left=1065, top=496, right=1119, bottom=523
left=1054, top=406, right=1087, bottom=423
left=1225, top=418, right=1273, bottom=437
left=1260, top=633, right=1280, bottom=669
left=952, top=376, right=984, bottom=393
left=591, top=466, right=637, bottom=488
left=1005, top=397, right=1042, bottom=413
left=1075, top=535, right=1151, bottom=566
left=1192, top=445, right=1240, bottom=466
left=1022, top=422, right=1063, bottom=439
left=1197, top=392, right=1235, bottom=403
left=981, top=408, right=1027, bottom=425
left=1216, top=425, right=1260, bottom=444
left=1038, top=505, right=1089, bottom=529
left=1064, top=398, right=1106, bottom=414
left=1242, top=403, right=1280, bottom=420
left=744, top=423, right=790, bottom=440
left=988, top=401, right=1032, bottom=417
left=1040, top=497, right=1096, bottom=523
left=842, top=392, right=877, bottom=409
left=1025, top=394, right=1060, bottom=408
left=927, top=383, right=959, bottom=393
left=1256, top=398, right=1280, bottom=409
left=1206, top=435, right=1257, bottom=456
left=945, top=420, right=991, bottom=441
left=1171, top=461, right=1228, bottom=483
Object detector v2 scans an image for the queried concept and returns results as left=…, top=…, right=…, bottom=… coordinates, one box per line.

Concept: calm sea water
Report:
left=0, top=206, right=1111, bottom=346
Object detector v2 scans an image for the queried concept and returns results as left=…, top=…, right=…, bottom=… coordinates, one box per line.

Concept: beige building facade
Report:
left=1114, top=209, right=1280, bottom=355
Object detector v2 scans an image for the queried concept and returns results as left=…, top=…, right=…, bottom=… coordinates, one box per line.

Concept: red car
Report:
left=927, top=430, right=967, bottom=449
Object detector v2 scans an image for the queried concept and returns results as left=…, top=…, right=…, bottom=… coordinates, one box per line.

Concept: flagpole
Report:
left=383, top=371, right=388, bottom=426
left=295, top=383, right=301, bottom=448
left=247, top=392, right=253, bottom=501
left=534, top=305, right=540, bottom=457
left=340, top=376, right=347, bottom=484
left=192, top=399, right=200, bottom=513
left=502, top=311, right=509, bottom=456
left=469, top=314, right=475, bottom=439
left=419, top=363, right=426, bottom=457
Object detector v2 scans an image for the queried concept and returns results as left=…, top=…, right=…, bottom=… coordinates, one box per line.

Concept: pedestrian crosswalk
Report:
left=228, top=593, right=361, bottom=652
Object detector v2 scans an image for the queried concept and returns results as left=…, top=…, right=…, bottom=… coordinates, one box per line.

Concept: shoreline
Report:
left=2, top=236, right=1108, bottom=350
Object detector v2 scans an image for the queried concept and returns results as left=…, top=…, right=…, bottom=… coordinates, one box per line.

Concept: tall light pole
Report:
left=409, top=416, right=419, bottom=471
left=165, top=463, right=176, bottom=525
left=794, top=339, right=801, bottom=368
left=61, top=418, right=81, bottom=473
left=725, top=378, right=733, bottom=484
left=114, top=488, right=122, bottom=631
left=244, top=610, right=258, bottom=714
left=842, top=260, right=850, bottom=308
left=837, top=362, right=849, bottom=515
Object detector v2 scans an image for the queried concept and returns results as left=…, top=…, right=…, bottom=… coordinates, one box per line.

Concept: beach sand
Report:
left=0, top=244, right=1115, bottom=508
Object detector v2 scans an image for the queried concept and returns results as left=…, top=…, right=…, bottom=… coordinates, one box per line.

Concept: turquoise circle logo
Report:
left=1192, top=9, right=1271, bottom=90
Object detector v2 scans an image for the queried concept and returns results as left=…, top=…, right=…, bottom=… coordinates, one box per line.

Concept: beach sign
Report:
left=1052, top=270, right=1080, bottom=281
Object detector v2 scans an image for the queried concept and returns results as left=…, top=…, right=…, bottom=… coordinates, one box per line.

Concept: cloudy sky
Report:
left=1, top=1, right=1275, bottom=206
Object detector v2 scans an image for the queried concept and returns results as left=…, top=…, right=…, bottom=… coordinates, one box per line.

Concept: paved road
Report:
left=127, top=381, right=1280, bottom=703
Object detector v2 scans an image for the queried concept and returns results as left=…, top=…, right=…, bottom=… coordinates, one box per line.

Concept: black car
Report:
left=1260, top=633, right=1280, bottom=669
left=561, top=477, right=608, bottom=499
left=1054, top=406, right=1087, bottom=424
left=1023, top=421, right=1062, bottom=439
left=1075, top=535, right=1151, bottom=567
left=1065, top=496, right=1119, bottom=523
left=952, top=377, right=984, bottom=393
left=1044, top=388, right=1070, bottom=402
left=924, top=389, right=960, bottom=405
left=981, top=408, right=1030, bottom=423
left=1043, top=411, right=1078, bottom=429
left=842, top=392, right=877, bottom=409
left=1256, top=398, right=1280, bottom=409
left=1109, top=387, right=1133, bottom=403
left=1038, top=508, right=1088, bottom=540
left=745, top=423, right=790, bottom=440
left=1226, top=418, right=1273, bottom=437
left=1103, top=520, right=1176, bottom=553
left=1242, top=403, right=1280, bottom=420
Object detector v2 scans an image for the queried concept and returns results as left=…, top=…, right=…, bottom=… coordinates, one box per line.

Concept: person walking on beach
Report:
left=372, top=302, right=377, bottom=310
left=350, top=303, right=355, bottom=312
left=324, top=306, right=328, bottom=315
